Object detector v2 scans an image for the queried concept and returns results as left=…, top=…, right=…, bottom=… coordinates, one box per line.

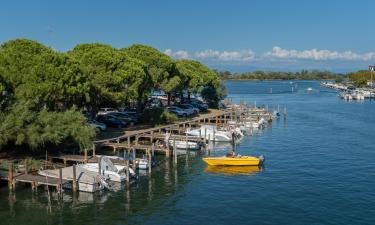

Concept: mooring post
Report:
left=132, top=147, right=136, bottom=170
left=135, top=135, right=139, bottom=146
left=173, top=139, right=177, bottom=164
left=185, top=133, right=189, bottom=151
left=72, top=164, right=77, bottom=192
left=213, top=129, right=216, bottom=143
left=126, top=160, right=130, bottom=184
left=284, top=107, right=287, bottom=119
left=98, top=156, right=102, bottom=175
left=204, top=128, right=207, bottom=142
left=92, top=144, right=96, bottom=157
left=84, top=148, right=88, bottom=163
left=58, top=168, right=63, bottom=197
left=127, top=136, right=130, bottom=148
left=148, top=149, right=152, bottom=174
left=151, top=131, right=154, bottom=143
left=152, top=142, right=155, bottom=157
left=8, top=162, right=14, bottom=191
left=25, top=159, right=28, bottom=175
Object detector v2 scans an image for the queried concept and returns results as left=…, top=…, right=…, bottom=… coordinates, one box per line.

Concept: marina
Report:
left=1, top=80, right=374, bottom=225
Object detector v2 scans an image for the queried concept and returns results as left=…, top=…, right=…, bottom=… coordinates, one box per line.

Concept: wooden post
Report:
left=84, top=149, right=88, bottom=163
left=72, top=164, right=77, bottom=192
left=284, top=107, right=287, bottom=119
left=126, top=160, right=130, bottom=183
left=173, top=139, right=177, bottom=164
left=152, top=142, right=155, bottom=156
left=150, top=131, right=154, bottom=143
left=92, top=144, right=96, bottom=157
left=25, top=159, right=28, bottom=175
left=213, top=129, right=216, bottom=143
left=8, top=162, right=14, bottom=191
left=185, top=133, right=189, bottom=151
left=127, top=136, right=130, bottom=148
left=132, top=147, right=136, bottom=170
left=204, top=128, right=207, bottom=142
left=148, top=149, right=152, bottom=174
left=58, top=168, right=63, bottom=196
left=135, top=135, right=139, bottom=146
left=98, top=156, right=102, bottom=175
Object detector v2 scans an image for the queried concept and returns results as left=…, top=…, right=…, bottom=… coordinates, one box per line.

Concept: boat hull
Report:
left=203, top=156, right=261, bottom=166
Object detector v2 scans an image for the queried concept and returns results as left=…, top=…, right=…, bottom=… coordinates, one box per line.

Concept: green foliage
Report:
left=0, top=39, right=223, bottom=152
left=139, top=107, right=178, bottom=125
left=124, top=44, right=180, bottom=93
left=353, top=77, right=368, bottom=87
left=0, top=101, right=96, bottom=149
left=201, top=83, right=227, bottom=108
left=69, top=44, right=150, bottom=110
left=348, top=70, right=372, bottom=87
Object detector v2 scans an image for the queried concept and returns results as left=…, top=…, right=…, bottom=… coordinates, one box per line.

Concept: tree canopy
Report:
left=0, top=39, right=225, bottom=151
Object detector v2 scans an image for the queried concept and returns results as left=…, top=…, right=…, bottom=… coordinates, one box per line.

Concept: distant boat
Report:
left=306, top=87, right=313, bottom=92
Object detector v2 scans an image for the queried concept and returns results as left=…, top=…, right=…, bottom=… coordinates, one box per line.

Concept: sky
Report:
left=1, top=0, right=375, bottom=72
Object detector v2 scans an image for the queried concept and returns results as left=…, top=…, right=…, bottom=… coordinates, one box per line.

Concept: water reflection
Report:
left=204, top=165, right=262, bottom=176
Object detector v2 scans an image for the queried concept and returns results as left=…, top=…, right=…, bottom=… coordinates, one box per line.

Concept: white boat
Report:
left=169, top=140, right=200, bottom=150
left=306, top=87, right=313, bottom=91
left=38, top=166, right=106, bottom=192
left=351, top=91, right=365, bottom=100
left=244, top=117, right=267, bottom=129
left=186, top=126, right=231, bottom=142
left=78, top=157, right=135, bottom=182
left=135, top=158, right=149, bottom=169
left=96, top=154, right=150, bottom=170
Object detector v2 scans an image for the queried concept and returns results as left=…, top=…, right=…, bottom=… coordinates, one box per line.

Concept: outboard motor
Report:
left=259, top=155, right=265, bottom=165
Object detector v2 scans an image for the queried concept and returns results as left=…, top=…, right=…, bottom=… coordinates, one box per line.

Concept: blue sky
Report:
left=1, top=0, right=374, bottom=72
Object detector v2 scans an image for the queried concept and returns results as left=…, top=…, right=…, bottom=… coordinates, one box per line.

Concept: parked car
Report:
left=176, top=104, right=199, bottom=115
left=88, top=119, right=107, bottom=131
left=96, top=114, right=128, bottom=128
left=107, top=112, right=138, bottom=124
left=189, top=102, right=208, bottom=112
left=167, top=106, right=188, bottom=117
left=97, top=108, right=118, bottom=116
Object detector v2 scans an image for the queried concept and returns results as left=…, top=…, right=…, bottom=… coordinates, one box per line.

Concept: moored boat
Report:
left=202, top=155, right=265, bottom=166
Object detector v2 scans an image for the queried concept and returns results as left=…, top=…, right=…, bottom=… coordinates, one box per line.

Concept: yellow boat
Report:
left=202, top=155, right=265, bottom=166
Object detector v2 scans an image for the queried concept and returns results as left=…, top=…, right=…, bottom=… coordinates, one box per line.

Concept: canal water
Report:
left=1, top=80, right=375, bottom=225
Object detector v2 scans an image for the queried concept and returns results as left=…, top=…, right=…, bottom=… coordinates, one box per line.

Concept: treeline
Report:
left=348, top=70, right=373, bottom=87
left=0, top=39, right=225, bottom=151
left=217, top=70, right=344, bottom=80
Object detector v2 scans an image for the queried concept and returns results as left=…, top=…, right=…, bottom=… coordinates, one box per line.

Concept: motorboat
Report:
left=351, top=91, right=365, bottom=100
left=78, top=157, right=136, bottom=182
left=38, top=166, right=107, bottom=192
left=186, top=126, right=232, bottom=142
left=169, top=140, right=201, bottom=150
left=203, top=155, right=265, bottom=166
left=305, top=87, right=313, bottom=92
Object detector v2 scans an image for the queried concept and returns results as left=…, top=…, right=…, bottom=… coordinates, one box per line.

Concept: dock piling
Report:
left=72, top=164, right=77, bottom=192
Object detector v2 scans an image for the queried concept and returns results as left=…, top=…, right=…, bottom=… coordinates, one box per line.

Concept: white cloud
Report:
left=264, top=46, right=375, bottom=61
left=164, top=47, right=375, bottom=63
left=164, top=49, right=190, bottom=59
left=194, top=49, right=255, bottom=61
